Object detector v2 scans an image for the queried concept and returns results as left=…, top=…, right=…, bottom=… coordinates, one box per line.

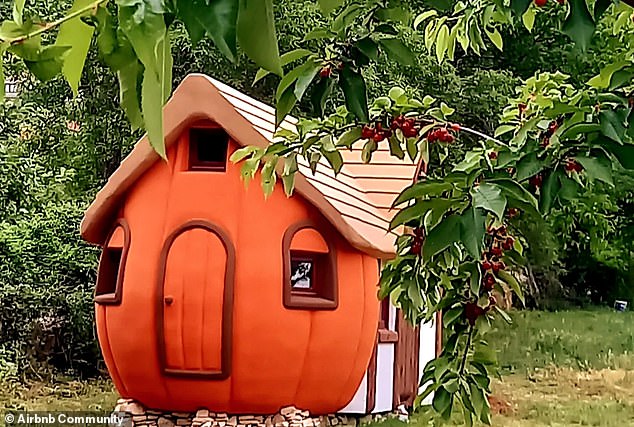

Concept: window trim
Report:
left=282, top=221, right=338, bottom=310
left=188, top=127, right=229, bottom=172
left=95, top=218, right=130, bottom=305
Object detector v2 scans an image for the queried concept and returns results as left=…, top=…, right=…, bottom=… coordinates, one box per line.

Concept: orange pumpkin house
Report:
left=81, top=74, right=437, bottom=415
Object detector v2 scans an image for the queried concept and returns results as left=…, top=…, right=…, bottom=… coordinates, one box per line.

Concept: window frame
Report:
left=187, top=126, right=229, bottom=172
left=282, top=221, right=338, bottom=310
left=95, top=218, right=130, bottom=305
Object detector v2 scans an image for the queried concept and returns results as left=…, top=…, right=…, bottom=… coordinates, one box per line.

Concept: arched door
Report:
left=157, top=221, right=235, bottom=379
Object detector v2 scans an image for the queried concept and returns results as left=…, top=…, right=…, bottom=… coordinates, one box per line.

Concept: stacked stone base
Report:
left=114, top=399, right=406, bottom=427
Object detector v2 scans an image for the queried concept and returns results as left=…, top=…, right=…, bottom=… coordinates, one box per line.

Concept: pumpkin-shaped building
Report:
left=81, top=74, right=438, bottom=416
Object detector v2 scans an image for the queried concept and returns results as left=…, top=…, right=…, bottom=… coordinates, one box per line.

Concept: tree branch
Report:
left=3, top=0, right=109, bottom=46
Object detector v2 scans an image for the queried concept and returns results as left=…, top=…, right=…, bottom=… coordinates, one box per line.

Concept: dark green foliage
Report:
left=0, top=202, right=99, bottom=380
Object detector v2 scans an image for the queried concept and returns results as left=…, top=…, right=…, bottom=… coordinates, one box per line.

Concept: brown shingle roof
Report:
left=81, top=74, right=420, bottom=258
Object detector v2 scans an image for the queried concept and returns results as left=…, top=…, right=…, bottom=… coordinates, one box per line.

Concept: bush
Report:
left=0, top=201, right=100, bottom=380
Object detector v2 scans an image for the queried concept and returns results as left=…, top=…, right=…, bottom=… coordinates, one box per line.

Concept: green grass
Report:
left=490, top=309, right=634, bottom=373
left=2, top=309, right=634, bottom=426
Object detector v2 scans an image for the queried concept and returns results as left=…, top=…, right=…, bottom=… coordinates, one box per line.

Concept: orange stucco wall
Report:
left=95, top=126, right=380, bottom=414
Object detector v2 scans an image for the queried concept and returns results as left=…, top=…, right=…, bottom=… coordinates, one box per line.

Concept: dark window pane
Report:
left=97, top=248, right=122, bottom=295
left=291, top=259, right=313, bottom=289
left=189, top=128, right=228, bottom=170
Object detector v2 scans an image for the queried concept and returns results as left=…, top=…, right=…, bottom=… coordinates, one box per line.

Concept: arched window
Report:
left=95, top=219, right=130, bottom=305
left=283, top=221, right=337, bottom=310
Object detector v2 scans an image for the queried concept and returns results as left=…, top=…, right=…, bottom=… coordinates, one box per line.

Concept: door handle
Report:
left=164, top=295, right=174, bottom=306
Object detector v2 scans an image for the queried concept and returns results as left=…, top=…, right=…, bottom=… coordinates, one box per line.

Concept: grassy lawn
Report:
left=2, top=309, right=634, bottom=426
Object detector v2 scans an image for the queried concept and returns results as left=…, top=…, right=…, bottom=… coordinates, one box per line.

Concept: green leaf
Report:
left=323, top=149, right=344, bottom=173
left=511, top=0, right=532, bottom=16
left=318, top=0, right=343, bottom=15
left=494, top=305, right=512, bottom=324
left=361, top=140, right=377, bottom=163
left=310, top=77, right=335, bottom=117
left=253, top=48, right=313, bottom=85
left=336, top=127, right=362, bottom=148
left=485, top=28, right=503, bottom=50
left=13, top=0, right=25, bottom=24
left=413, top=10, right=438, bottom=29
left=522, top=7, right=536, bottom=32
left=141, top=67, right=166, bottom=159
left=516, top=152, right=546, bottom=181
left=459, top=207, right=486, bottom=259
left=176, top=0, right=204, bottom=44
left=575, top=155, right=613, bottom=185
left=237, top=0, right=282, bottom=76
left=0, top=43, right=6, bottom=102
left=390, top=199, right=458, bottom=230
left=473, top=346, right=497, bottom=365
left=117, top=59, right=144, bottom=130
left=435, top=24, right=449, bottom=63
left=594, top=0, right=613, bottom=20
left=294, top=63, right=321, bottom=101
left=392, top=181, right=454, bottom=206
left=599, top=110, right=626, bottom=143
left=21, top=45, right=71, bottom=81
left=498, top=270, right=524, bottom=305
left=261, top=156, right=278, bottom=197
left=54, top=0, right=96, bottom=95
left=432, top=387, right=452, bottom=414
left=388, top=135, right=405, bottom=159
left=539, top=169, right=561, bottom=214
left=282, top=173, right=295, bottom=196
left=118, top=4, right=166, bottom=81
left=423, top=214, right=461, bottom=261
left=181, top=0, right=238, bottom=62
left=489, top=178, right=539, bottom=210
left=601, top=140, right=634, bottom=170
left=560, top=122, right=601, bottom=140
left=586, top=60, right=628, bottom=89
left=356, top=37, right=379, bottom=61
left=230, top=146, right=259, bottom=163
left=276, top=60, right=317, bottom=101
left=276, top=86, right=297, bottom=126
left=471, top=183, right=507, bottom=219
left=339, top=66, right=368, bottom=122
left=377, top=38, right=415, bottom=66
left=562, top=0, right=595, bottom=51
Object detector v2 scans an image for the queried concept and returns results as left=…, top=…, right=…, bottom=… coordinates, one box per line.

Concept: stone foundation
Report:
left=114, top=399, right=406, bottom=427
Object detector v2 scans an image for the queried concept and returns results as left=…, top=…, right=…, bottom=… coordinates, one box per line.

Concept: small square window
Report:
left=189, top=128, right=229, bottom=171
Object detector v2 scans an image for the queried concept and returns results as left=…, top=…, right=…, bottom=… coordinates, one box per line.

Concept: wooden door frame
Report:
left=156, top=220, right=235, bottom=379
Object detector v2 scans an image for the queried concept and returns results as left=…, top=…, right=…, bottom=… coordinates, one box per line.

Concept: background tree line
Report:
left=0, top=0, right=631, bottom=380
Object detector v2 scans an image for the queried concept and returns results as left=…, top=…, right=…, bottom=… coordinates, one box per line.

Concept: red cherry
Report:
left=482, top=260, right=493, bottom=271
left=488, top=151, right=498, bottom=160
left=502, top=237, right=514, bottom=251
left=507, top=208, right=520, bottom=218
left=529, top=174, right=543, bottom=188
left=465, top=302, right=484, bottom=326
left=535, top=0, right=547, bottom=7
left=450, top=123, right=461, bottom=132
left=483, top=274, right=496, bottom=291
left=319, top=66, right=332, bottom=78
left=373, top=132, right=386, bottom=142
left=490, top=247, right=503, bottom=257
left=361, top=125, right=374, bottom=139
left=390, top=120, right=400, bottom=130
left=410, top=241, right=422, bottom=256
left=403, top=126, right=419, bottom=138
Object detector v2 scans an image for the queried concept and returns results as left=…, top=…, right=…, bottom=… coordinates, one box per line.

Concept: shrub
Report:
left=0, top=201, right=100, bottom=380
